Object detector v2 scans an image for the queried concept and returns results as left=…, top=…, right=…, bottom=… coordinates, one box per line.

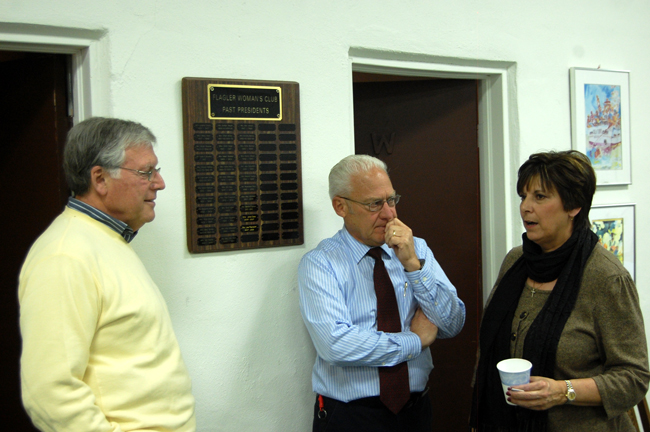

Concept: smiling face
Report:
left=519, top=177, right=580, bottom=252
left=103, top=145, right=165, bottom=231
left=332, top=167, right=397, bottom=247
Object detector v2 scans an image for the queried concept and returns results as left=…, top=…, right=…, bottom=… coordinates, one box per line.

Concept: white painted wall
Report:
left=2, top=1, right=650, bottom=430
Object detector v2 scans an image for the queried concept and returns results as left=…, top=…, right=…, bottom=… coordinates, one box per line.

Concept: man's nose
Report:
left=152, top=171, right=166, bottom=190
left=378, top=201, right=394, bottom=218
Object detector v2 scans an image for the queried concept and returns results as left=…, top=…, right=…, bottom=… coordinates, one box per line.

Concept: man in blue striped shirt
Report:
left=299, top=155, right=466, bottom=432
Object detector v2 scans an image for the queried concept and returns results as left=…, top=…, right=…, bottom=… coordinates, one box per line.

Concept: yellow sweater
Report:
left=19, top=207, right=196, bottom=431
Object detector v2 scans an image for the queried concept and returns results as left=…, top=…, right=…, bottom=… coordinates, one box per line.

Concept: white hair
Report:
left=328, top=154, right=388, bottom=199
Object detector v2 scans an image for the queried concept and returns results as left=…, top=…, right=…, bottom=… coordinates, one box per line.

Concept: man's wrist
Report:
left=405, top=259, right=425, bottom=272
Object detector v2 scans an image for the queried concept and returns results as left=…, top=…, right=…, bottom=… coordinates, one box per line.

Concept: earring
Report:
left=569, top=215, right=574, bottom=221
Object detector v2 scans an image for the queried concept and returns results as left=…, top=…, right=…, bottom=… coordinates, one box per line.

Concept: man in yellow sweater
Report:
left=18, top=117, right=196, bottom=431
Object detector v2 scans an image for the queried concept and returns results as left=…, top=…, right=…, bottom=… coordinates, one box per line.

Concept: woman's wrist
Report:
left=563, top=380, right=576, bottom=404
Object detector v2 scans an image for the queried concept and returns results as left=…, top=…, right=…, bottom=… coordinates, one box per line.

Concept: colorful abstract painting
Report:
left=584, top=83, right=622, bottom=170
left=591, top=217, right=624, bottom=264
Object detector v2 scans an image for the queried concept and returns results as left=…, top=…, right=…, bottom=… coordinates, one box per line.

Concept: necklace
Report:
left=528, top=280, right=555, bottom=297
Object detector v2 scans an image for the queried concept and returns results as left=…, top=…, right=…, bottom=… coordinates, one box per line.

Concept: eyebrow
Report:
left=364, top=194, right=397, bottom=201
left=524, top=188, right=552, bottom=195
left=139, top=162, right=159, bottom=170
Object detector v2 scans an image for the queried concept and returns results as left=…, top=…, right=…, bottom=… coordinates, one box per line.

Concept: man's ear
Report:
left=569, top=207, right=582, bottom=219
left=90, top=166, right=109, bottom=196
left=332, top=197, right=348, bottom=218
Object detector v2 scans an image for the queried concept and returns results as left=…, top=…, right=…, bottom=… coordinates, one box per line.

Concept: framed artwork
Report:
left=589, top=203, right=635, bottom=280
left=570, top=68, right=631, bottom=186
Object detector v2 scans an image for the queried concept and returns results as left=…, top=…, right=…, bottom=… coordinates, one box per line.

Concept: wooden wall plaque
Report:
left=181, top=77, right=303, bottom=253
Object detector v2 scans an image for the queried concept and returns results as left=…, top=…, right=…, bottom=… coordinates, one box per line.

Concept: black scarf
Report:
left=469, top=228, right=598, bottom=432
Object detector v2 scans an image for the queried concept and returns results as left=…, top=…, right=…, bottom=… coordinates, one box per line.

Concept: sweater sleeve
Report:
left=19, top=254, right=122, bottom=432
left=591, top=271, right=650, bottom=419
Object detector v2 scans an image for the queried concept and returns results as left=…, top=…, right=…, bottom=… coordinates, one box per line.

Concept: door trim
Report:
left=0, top=22, right=110, bottom=122
left=349, top=48, right=520, bottom=303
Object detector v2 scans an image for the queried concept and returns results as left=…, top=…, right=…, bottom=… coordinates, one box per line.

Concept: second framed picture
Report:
left=589, top=203, right=635, bottom=280
left=570, top=67, right=631, bottom=186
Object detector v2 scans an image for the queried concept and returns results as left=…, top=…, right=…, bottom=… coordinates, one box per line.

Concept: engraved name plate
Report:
left=182, top=77, right=303, bottom=253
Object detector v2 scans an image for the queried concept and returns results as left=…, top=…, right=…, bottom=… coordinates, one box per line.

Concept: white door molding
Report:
left=0, top=22, right=111, bottom=123
left=349, top=47, right=520, bottom=302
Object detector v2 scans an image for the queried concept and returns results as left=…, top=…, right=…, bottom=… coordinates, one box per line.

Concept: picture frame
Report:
left=589, top=203, right=635, bottom=280
left=570, top=68, right=631, bottom=186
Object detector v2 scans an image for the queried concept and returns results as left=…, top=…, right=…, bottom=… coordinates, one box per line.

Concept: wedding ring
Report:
left=393, top=230, right=396, bottom=236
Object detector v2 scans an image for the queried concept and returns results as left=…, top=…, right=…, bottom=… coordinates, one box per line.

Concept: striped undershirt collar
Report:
left=67, top=197, right=137, bottom=243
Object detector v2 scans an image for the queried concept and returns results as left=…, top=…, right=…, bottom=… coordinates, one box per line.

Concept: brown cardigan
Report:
left=486, top=244, right=650, bottom=431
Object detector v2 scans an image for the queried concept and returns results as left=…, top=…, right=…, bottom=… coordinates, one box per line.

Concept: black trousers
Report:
left=313, top=390, right=432, bottom=432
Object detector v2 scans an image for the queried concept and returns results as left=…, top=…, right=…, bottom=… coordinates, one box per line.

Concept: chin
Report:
left=523, top=232, right=539, bottom=245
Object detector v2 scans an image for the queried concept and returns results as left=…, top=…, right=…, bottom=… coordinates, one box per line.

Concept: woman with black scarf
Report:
left=470, top=150, right=649, bottom=431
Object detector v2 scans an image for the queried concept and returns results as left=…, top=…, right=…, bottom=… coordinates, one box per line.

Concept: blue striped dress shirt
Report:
left=67, top=197, right=137, bottom=243
left=298, top=226, right=466, bottom=402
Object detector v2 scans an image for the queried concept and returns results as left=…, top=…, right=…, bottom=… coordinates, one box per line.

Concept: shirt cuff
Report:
left=405, top=264, right=433, bottom=293
left=388, top=331, right=423, bottom=363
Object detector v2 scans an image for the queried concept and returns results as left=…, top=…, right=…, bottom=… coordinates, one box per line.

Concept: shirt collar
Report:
left=67, top=197, right=137, bottom=243
left=340, top=225, right=391, bottom=264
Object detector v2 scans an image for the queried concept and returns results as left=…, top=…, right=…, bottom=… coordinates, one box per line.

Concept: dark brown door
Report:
left=354, top=75, right=481, bottom=430
left=0, top=51, right=72, bottom=429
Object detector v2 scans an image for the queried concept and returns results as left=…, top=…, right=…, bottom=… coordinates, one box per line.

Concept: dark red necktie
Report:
left=367, top=247, right=410, bottom=414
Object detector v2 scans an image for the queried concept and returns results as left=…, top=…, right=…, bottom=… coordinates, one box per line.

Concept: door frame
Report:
left=0, top=22, right=110, bottom=122
left=349, top=48, right=520, bottom=302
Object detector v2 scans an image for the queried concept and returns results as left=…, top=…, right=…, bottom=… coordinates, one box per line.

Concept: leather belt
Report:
left=322, top=387, right=429, bottom=412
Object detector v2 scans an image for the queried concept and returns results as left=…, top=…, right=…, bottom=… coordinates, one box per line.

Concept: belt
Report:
left=322, top=387, right=429, bottom=411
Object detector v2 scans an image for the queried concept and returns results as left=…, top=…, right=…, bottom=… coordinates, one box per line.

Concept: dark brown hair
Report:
left=517, top=150, right=596, bottom=231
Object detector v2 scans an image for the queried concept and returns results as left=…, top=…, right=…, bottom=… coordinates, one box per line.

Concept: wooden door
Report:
left=0, top=51, right=71, bottom=429
left=354, top=76, right=481, bottom=430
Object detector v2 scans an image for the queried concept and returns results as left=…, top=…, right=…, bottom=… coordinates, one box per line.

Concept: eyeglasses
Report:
left=119, top=167, right=161, bottom=181
left=339, top=194, right=401, bottom=212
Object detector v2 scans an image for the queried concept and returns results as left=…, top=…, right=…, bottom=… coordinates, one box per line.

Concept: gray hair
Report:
left=63, top=117, right=156, bottom=196
left=328, top=154, right=388, bottom=199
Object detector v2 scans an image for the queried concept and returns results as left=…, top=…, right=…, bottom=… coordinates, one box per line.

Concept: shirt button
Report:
left=434, top=302, right=438, bottom=306
left=422, top=277, right=428, bottom=282
left=407, top=355, right=412, bottom=359
left=511, top=332, right=517, bottom=341
left=520, top=311, right=529, bottom=320
left=414, top=280, right=420, bottom=284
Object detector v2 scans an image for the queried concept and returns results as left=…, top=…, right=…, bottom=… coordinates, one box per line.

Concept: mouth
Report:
left=523, top=220, right=538, bottom=229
